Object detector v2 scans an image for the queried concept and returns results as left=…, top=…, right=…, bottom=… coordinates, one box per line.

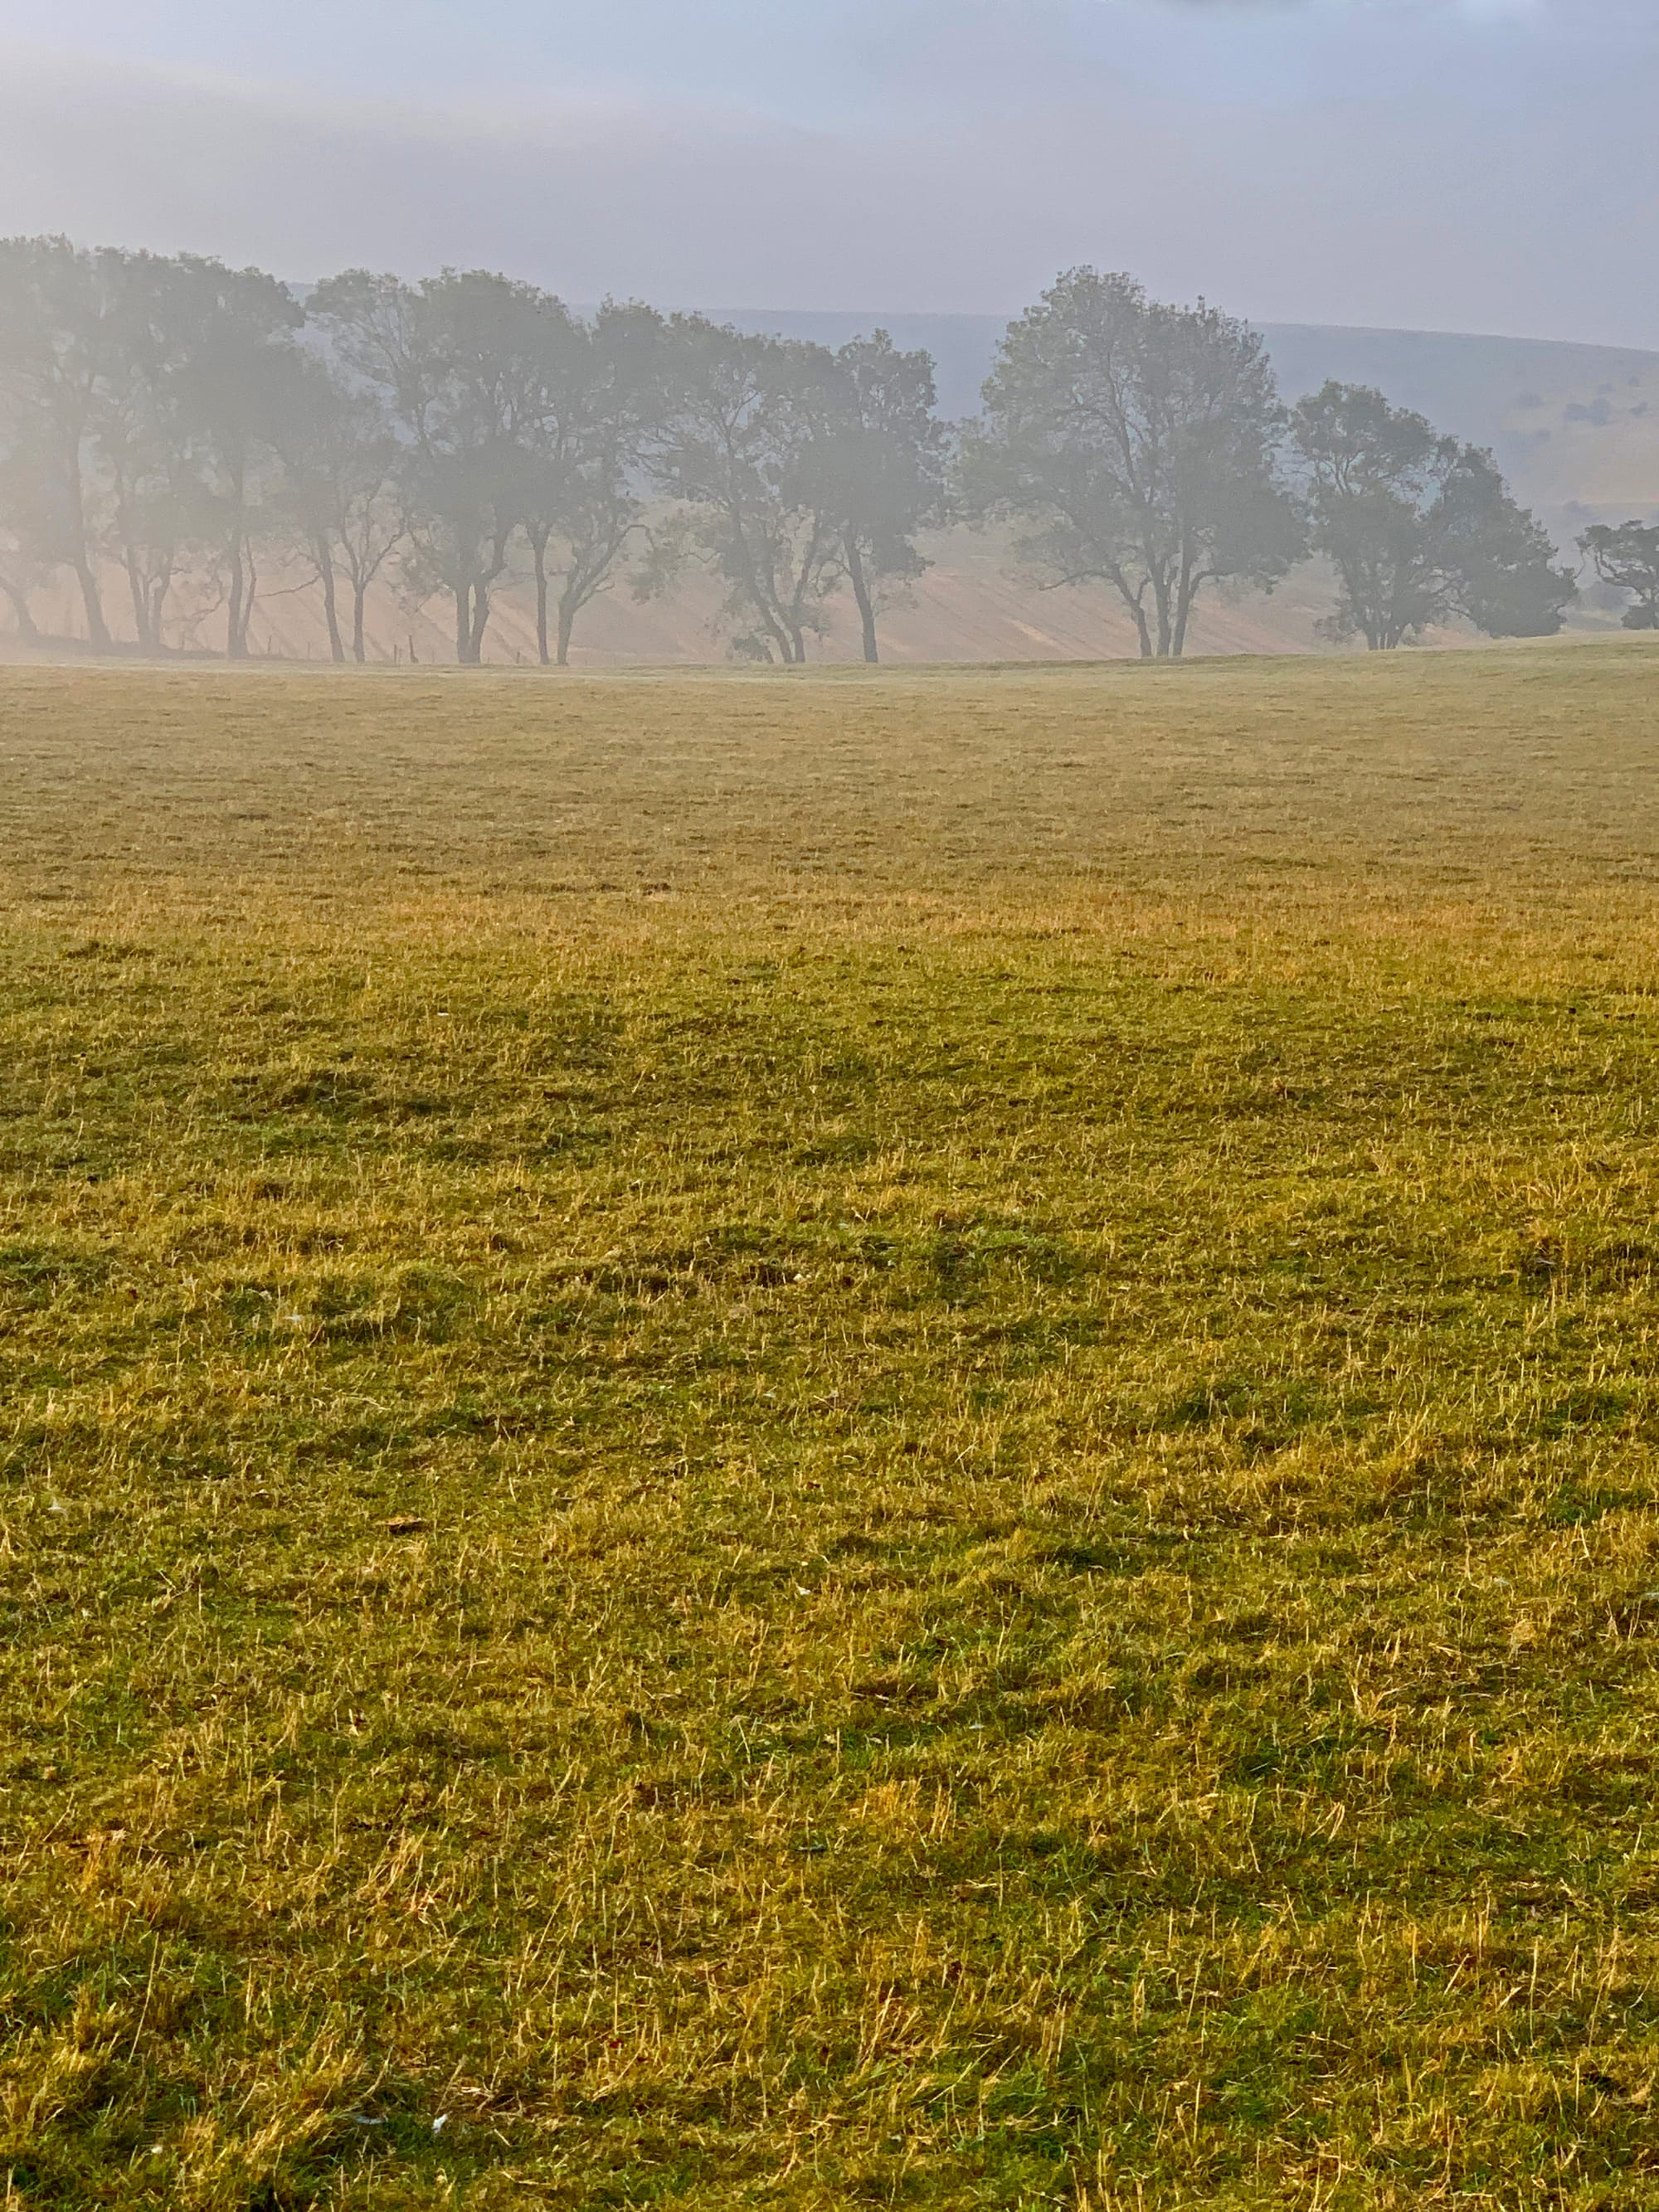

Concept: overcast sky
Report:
left=0, top=0, right=1652, bottom=344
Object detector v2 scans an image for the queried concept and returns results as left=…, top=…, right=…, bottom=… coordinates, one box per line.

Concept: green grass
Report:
left=5, top=643, right=1659, bottom=2208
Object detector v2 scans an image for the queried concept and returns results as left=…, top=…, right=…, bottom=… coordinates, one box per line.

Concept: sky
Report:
left=0, top=0, right=1654, bottom=345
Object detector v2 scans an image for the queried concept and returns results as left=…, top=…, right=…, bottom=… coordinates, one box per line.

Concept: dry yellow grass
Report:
left=3, top=641, right=1659, bottom=2209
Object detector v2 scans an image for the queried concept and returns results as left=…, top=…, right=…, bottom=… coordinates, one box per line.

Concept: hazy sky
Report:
left=0, top=0, right=1653, bottom=343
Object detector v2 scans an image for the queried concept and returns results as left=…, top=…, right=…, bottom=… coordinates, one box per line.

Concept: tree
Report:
left=813, top=332, right=948, bottom=664
left=0, top=236, right=120, bottom=648
left=409, top=271, right=557, bottom=667
left=0, top=241, right=307, bottom=657
left=0, top=481, right=47, bottom=639
left=311, top=268, right=546, bottom=664
left=651, top=319, right=849, bottom=664
left=272, top=356, right=403, bottom=664
left=1291, top=382, right=1575, bottom=649
left=519, top=300, right=664, bottom=667
left=651, top=319, right=948, bottom=665
left=1579, top=521, right=1659, bottom=631
left=508, top=291, right=591, bottom=666
left=160, top=256, right=305, bottom=657
left=964, top=269, right=1302, bottom=659
left=90, top=250, right=207, bottom=653
left=0, top=443, right=61, bottom=640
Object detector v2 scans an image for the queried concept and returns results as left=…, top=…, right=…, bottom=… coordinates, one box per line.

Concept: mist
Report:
left=0, top=0, right=1655, bottom=343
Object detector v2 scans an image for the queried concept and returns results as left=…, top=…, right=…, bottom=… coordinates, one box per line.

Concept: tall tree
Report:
left=310, top=269, right=543, bottom=664
left=160, top=256, right=305, bottom=658
left=272, top=355, right=403, bottom=664
left=965, top=269, right=1302, bottom=659
left=814, top=332, right=949, bottom=664
left=1291, top=382, right=1575, bottom=649
left=510, top=291, right=591, bottom=667
left=90, top=250, right=203, bottom=652
left=0, top=236, right=120, bottom=648
left=1579, top=521, right=1659, bottom=631
left=518, top=300, right=664, bottom=667
left=651, top=319, right=849, bottom=664
left=0, top=241, right=296, bottom=656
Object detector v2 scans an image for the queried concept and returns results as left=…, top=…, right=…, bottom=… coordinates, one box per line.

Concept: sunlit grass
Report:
left=5, top=642, right=1659, bottom=2207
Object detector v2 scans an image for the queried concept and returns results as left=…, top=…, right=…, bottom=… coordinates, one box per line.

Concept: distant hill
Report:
left=717, top=312, right=1659, bottom=544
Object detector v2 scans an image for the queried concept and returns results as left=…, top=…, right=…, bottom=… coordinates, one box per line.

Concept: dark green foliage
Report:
left=1291, top=381, right=1576, bottom=649
left=645, top=318, right=947, bottom=664
left=964, top=267, right=1305, bottom=658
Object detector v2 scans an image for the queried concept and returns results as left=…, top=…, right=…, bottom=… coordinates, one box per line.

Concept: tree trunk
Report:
left=1151, top=571, right=1174, bottom=659
left=1170, top=552, right=1199, bottom=660
left=226, top=552, right=246, bottom=657
left=72, top=553, right=111, bottom=651
left=747, top=595, right=795, bottom=665
left=224, top=459, right=253, bottom=659
left=846, top=536, right=879, bottom=664
left=455, top=586, right=471, bottom=665
left=144, top=573, right=173, bottom=655
left=60, top=447, right=109, bottom=649
left=0, top=577, right=38, bottom=641
left=226, top=537, right=249, bottom=659
left=556, top=591, right=577, bottom=668
left=532, top=532, right=552, bottom=665
left=316, top=540, right=345, bottom=664
left=352, top=581, right=367, bottom=664
left=469, top=580, right=491, bottom=664
left=1170, top=583, right=1194, bottom=660
left=124, top=551, right=149, bottom=649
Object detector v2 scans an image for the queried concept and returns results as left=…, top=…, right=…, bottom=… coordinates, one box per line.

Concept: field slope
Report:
left=4, top=644, right=1659, bottom=2208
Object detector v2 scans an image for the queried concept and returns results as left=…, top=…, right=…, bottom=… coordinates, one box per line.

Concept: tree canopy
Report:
left=964, top=268, right=1304, bottom=659
left=646, top=319, right=946, bottom=664
left=1289, top=382, right=1575, bottom=650
left=1579, top=521, right=1659, bottom=632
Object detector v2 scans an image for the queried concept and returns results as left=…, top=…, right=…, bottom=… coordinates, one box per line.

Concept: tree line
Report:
left=0, top=241, right=1621, bottom=667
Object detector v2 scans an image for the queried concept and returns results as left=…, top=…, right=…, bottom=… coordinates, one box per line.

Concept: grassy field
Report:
left=5, top=642, right=1659, bottom=2210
